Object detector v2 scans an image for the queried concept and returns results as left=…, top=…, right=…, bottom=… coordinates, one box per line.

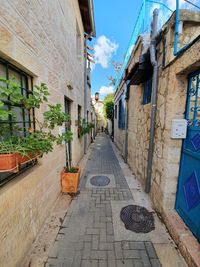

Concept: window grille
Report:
left=78, top=105, right=82, bottom=138
left=0, top=58, right=35, bottom=185
left=143, top=78, right=152, bottom=105
left=115, top=105, right=117, bottom=119
left=118, top=96, right=125, bottom=129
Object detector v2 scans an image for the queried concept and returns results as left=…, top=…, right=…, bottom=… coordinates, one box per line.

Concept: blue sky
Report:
left=90, top=0, right=142, bottom=100
left=90, top=0, right=200, bottom=100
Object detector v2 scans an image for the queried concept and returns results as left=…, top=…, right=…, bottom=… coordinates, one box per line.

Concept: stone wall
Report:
left=0, top=1, right=87, bottom=266
left=114, top=11, right=200, bottom=217
left=127, top=84, right=151, bottom=186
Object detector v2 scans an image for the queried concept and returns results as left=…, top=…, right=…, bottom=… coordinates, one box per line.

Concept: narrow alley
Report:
left=1, top=1, right=200, bottom=266
left=45, top=134, right=186, bottom=267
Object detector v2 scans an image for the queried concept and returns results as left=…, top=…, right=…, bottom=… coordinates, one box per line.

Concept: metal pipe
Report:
left=124, top=83, right=129, bottom=163
left=84, top=35, right=87, bottom=154
left=145, top=8, right=159, bottom=193
left=174, top=0, right=180, bottom=55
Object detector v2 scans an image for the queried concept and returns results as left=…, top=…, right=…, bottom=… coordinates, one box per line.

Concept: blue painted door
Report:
left=176, top=70, right=200, bottom=242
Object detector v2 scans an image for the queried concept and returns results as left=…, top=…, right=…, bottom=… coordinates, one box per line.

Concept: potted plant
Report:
left=60, top=119, right=95, bottom=193
left=0, top=78, right=72, bottom=172
left=58, top=130, right=81, bottom=193
left=0, top=78, right=22, bottom=171
left=0, top=139, right=18, bottom=171
left=60, top=166, right=80, bottom=193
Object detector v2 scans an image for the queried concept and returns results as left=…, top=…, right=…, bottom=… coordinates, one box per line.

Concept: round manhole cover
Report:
left=120, top=205, right=155, bottom=233
left=90, top=176, right=110, bottom=186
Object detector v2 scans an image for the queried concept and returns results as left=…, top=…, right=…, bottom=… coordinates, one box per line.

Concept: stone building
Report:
left=0, top=1, right=95, bottom=266
left=114, top=10, right=200, bottom=266
left=92, top=93, right=106, bottom=132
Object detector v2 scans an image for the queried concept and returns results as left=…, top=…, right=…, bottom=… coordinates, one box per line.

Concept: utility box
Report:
left=171, top=119, right=187, bottom=139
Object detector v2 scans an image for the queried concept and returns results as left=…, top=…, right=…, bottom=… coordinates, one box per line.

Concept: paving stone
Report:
left=90, top=250, right=107, bottom=260
left=86, top=228, right=99, bottom=235
left=99, top=242, right=114, bottom=250
left=93, top=222, right=106, bottom=229
left=92, top=235, right=99, bottom=250
left=99, top=260, right=108, bottom=267
left=82, top=243, right=91, bottom=259
left=145, top=241, right=158, bottom=259
left=121, top=241, right=130, bottom=250
left=83, top=235, right=92, bottom=242
left=99, top=229, right=107, bottom=242
left=72, top=251, right=82, bottom=267
left=123, top=249, right=140, bottom=259
left=46, top=134, right=161, bottom=267
left=139, top=250, right=152, bottom=266
left=107, top=249, right=116, bottom=260
left=116, top=259, right=134, bottom=267
left=114, top=242, right=123, bottom=259
left=129, top=241, right=145, bottom=250
left=132, top=259, right=144, bottom=267
left=58, top=248, right=75, bottom=259
left=81, top=260, right=98, bottom=267
left=47, top=258, right=73, bottom=267
left=107, top=259, right=116, bottom=267
left=106, top=235, right=114, bottom=242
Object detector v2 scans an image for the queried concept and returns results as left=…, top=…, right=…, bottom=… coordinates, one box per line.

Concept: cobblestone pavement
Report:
left=46, top=134, right=161, bottom=267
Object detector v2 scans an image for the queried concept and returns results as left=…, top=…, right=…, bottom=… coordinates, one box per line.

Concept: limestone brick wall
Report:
left=125, top=19, right=200, bottom=217
left=0, top=1, right=87, bottom=266
left=127, top=84, right=151, bottom=185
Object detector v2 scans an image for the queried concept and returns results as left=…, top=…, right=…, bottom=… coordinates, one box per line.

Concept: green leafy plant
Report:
left=103, top=93, right=114, bottom=120
left=0, top=77, right=23, bottom=120
left=43, top=104, right=70, bottom=129
left=64, top=166, right=78, bottom=173
left=24, top=83, right=49, bottom=109
left=0, top=79, right=73, bottom=166
left=78, top=118, right=95, bottom=137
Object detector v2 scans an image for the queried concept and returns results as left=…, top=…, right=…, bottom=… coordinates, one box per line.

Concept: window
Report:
left=115, top=105, right=117, bottom=119
left=143, top=78, right=152, bottom=105
left=78, top=105, right=81, bottom=138
left=0, top=58, right=34, bottom=185
left=118, top=97, right=125, bottom=129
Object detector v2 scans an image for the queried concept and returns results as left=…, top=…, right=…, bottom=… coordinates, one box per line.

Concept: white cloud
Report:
left=94, top=35, right=118, bottom=68
left=99, top=86, right=114, bottom=95
left=166, top=0, right=200, bottom=10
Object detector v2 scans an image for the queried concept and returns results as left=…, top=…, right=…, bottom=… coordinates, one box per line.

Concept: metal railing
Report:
left=114, top=0, right=173, bottom=91
left=114, top=0, right=200, bottom=91
left=174, top=0, right=200, bottom=55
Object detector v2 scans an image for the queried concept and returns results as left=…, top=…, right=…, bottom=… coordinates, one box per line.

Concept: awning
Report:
left=78, top=0, right=96, bottom=37
left=127, top=52, right=153, bottom=86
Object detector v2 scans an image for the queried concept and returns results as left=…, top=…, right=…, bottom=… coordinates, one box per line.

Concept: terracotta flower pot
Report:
left=60, top=167, right=80, bottom=193
left=16, top=153, right=32, bottom=164
left=17, top=152, right=41, bottom=165
left=0, top=153, right=18, bottom=171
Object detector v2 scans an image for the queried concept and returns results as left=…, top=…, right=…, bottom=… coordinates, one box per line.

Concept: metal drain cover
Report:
left=90, top=176, right=110, bottom=186
left=120, top=205, right=155, bottom=233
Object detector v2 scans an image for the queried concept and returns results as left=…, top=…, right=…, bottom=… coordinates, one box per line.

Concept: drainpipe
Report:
left=145, top=8, right=159, bottom=193
left=174, top=0, right=180, bottom=55
left=84, top=35, right=88, bottom=154
left=124, top=82, right=129, bottom=163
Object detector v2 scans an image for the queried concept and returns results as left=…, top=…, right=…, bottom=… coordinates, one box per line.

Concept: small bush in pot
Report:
left=60, top=166, right=80, bottom=194
left=0, top=78, right=72, bottom=171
